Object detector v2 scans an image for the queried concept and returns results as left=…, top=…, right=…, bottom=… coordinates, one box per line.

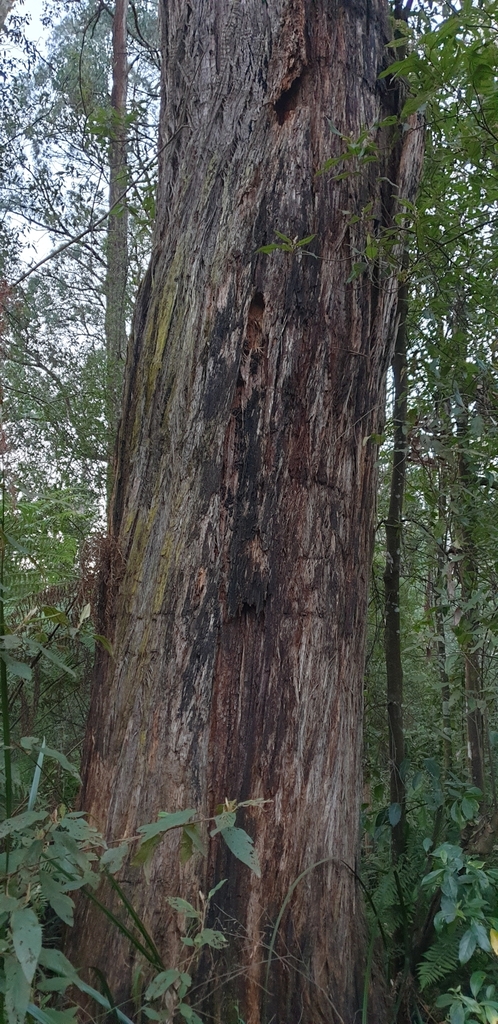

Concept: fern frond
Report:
left=418, top=929, right=461, bottom=991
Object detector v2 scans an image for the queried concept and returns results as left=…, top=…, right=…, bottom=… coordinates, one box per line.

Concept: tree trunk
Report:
left=73, top=2, right=423, bottom=1021
left=105, top=0, right=129, bottom=459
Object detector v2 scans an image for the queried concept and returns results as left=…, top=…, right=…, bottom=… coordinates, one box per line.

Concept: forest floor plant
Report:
left=0, top=738, right=263, bottom=1024
left=362, top=760, right=498, bottom=1022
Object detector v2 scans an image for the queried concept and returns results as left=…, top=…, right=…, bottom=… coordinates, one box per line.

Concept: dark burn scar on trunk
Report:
left=274, top=75, right=303, bottom=125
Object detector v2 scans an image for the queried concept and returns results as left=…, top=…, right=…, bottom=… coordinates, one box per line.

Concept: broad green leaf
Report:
left=388, top=803, right=402, bottom=827
left=436, top=994, right=455, bottom=1008
left=27, top=1007, right=77, bottom=1024
left=138, top=809, right=196, bottom=842
left=0, top=654, right=32, bottom=681
left=11, top=908, right=42, bottom=983
left=473, top=921, right=492, bottom=953
left=70, top=978, right=135, bottom=1024
left=178, top=1005, right=203, bottom=1024
left=193, top=928, right=227, bottom=949
left=178, top=974, right=191, bottom=1000
left=131, top=834, right=162, bottom=870
left=36, top=978, right=73, bottom=993
left=179, top=828, right=194, bottom=864
left=39, top=872, right=75, bottom=926
left=100, top=844, right=129, bottom=874
left=38, top=948, right=77, bottom=979
left=1, top=635, right=23, bottom=650
left=183, top=824, right=206, bottom=856
left=449, top=1002, right=465, bottom=1024
left=167, top=897, right=200, bottom=919
left=145, top=969, right=181, bottom=1001
left=0, top=895, right=21, bottom=913
left=490, top=928, right=498, bottom=956
left=470, top=971, right=486, bottom=998
left=210, top=811, right=236, bottom=836
left=5, top=955, right=30, bottom=1024
left=93, top=635, right=114, bottom=656
left=461, top=796, right=479, bottom=820
left=459, top=928, right=477, bottom=964
left=219, top=827, right=260, bottom=877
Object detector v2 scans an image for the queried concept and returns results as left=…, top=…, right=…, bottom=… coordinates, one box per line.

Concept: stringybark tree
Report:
left=73, top=1, right=423, bottom=1020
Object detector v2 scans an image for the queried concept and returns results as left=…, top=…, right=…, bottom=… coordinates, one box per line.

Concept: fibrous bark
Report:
left=74, top=2, right=423, bottom=1021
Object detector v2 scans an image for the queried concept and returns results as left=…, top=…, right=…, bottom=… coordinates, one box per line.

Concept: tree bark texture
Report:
left=75, top=2, right=424, bottom=1021
left=384, top=277, right=407, bottom=865
left=105, top=0, right=129, bottom=442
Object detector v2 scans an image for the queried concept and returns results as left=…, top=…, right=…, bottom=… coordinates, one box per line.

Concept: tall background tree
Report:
left=71, top=1, right=423, bottom=1021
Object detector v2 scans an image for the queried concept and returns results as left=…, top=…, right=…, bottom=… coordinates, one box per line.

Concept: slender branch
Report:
left=10, top=125, right=190, bottom=289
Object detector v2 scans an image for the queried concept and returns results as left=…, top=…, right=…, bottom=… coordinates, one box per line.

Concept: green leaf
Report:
left=178, top=1005, right=203, bottom=1024
left=38, top=948, right=77, bottom=979
left=473, top=921, right=492, bottom=953
left=0, top=895, right=21, bottom=913
left=388, top=803, right=402, bottom=826
left=449, top=1002, right=465, bottom=1024
left=0, top=654, right=32, bottom=681
left=27, top=1008, right=78, bottom=1024
left=93, top=635, right=114, bottom=656
left=145, top=969, right=181, bottom=1001
left=219, top=827, right=260, bottom=877
left=100, top=844, right=129, bottom=874
left=39, top=872, right=75, bottom=926
left=461, top=796, right=479, bottom=821
left=459, top=928, right=477, bottom=964
left=256, top=243, right=281, bottom=254
left=183, top=824, right=206, bottom=857
left=20, top=739, right=80, bottom=781
left=1, top=635, right=23, bottom=650
left=137, top=809, right=196, bottom=843
left=5, top=955, right=30, bottom=1024
left=193, top=928, right=227, bottom=949
left=167, top=897, right=201, bottom=919
left=402, top=92, right=432, bottom=117
left=207, top=879, right=227, bottom=900
left=131, top=834, right=161, bottom=870
left=11, top=909, right=42, bottom=984
left=470, top=972, right=486, bottom=998
left=210, top=811, right=236, bottom=836
left=34, top=645, right=76, bottom=679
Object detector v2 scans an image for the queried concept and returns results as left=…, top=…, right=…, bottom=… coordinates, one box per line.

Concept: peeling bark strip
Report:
left=75, top=1, right=423, bottom=1021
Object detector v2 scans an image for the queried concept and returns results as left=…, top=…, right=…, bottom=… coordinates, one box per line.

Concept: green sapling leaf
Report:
left=219, top=827, right=260, bottom=877
left=145, top=968, right=181, bottom=1001
left=11, top=908, right=42, bottom=983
